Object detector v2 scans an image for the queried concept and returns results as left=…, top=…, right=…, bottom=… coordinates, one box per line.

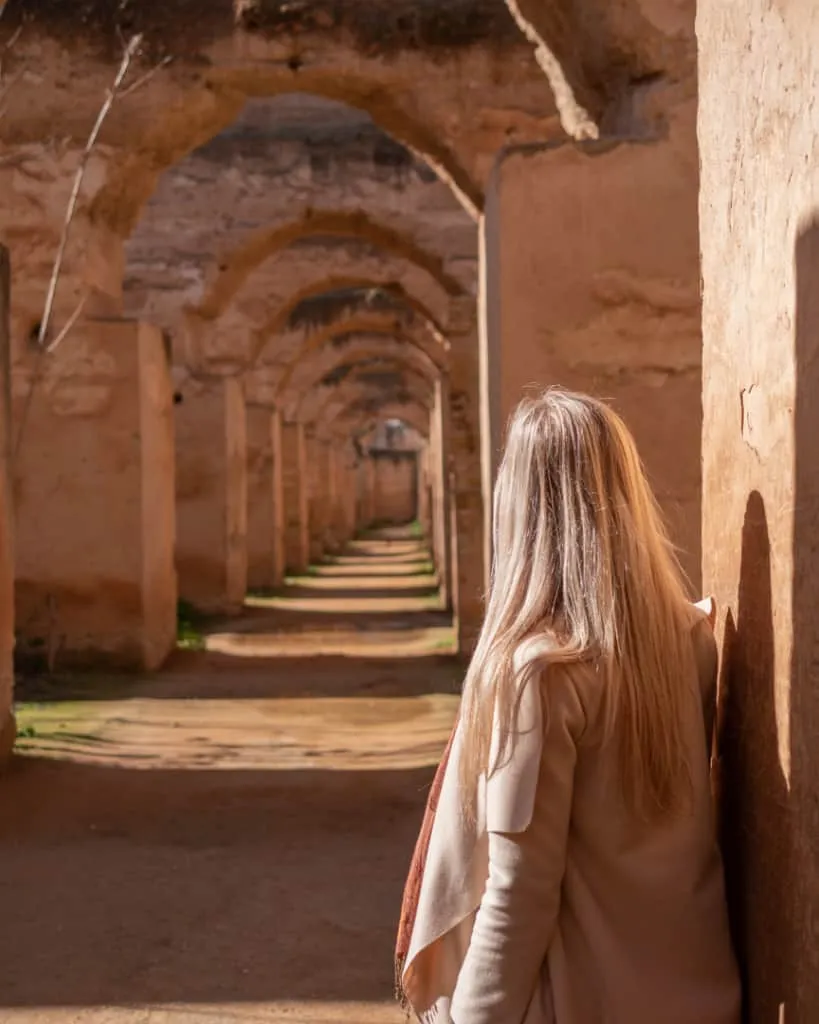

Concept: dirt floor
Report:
left=0, top=530, right=462, bottom=1023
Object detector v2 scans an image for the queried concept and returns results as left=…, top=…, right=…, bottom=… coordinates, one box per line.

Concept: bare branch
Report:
left=44, top=292, right=88, bottom=354
left=36, top=33, right=143, bottom=349
left=119, top=54, right=173, bottom=99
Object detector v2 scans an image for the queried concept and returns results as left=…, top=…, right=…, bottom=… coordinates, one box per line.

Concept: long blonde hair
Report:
left=460, top=388, right=695, bottom=820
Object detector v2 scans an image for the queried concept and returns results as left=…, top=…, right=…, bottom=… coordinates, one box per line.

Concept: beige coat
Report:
left=401, top=609, right=741, bottom=1024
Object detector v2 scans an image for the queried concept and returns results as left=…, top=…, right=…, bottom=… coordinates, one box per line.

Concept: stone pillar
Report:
left=448, top=310, right=486, bottom=649
left=698, top=6, right=819, bottom=1019
left=324, top=442, right=342, bottom=554
left=175, top=377, right=247, bottom=614
left=282, top=421, right=310, bottom=573
left=427, top=404, right=444, bottom=581
left=341, top=452, right=357, bottom=545
left=0, top=248, right=15, bottom=761
left=417, top=446, right=430, bottom=537
left=481, top=129, right=702, bottom=589
left=307, top=433, right=327, bottom=564
left=246, top=405, right=276, bottom=591
left=14, top=317, right=176, bottom=668
left=271, top=408, right=285, bottom=587
left=432, top=379, right=452, bottom=611
left=363, top=457, right=376, bottom=529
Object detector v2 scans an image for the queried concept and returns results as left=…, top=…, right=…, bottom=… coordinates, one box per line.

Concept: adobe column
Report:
left=432, top=378, right=452, bottom=612
left=175, top=376, right=247, bottom=614
left=14, top=316, right=176, bottom=668
left=281, top=420, right=310, bottom=573
left=698, top=4, right=819, bottom=1016
left=0, top=247, right=15, bottom=762
left=448, top=303, right=487, bottom=649
left=246, top=404, right=277, bottom=591
left=307, top=432, right=327, bottom=564
left=363, top=457, right=376, bottom=530
left=324, top=441, right=342, bottom=554
left=271, top=409, right=285, bottom=587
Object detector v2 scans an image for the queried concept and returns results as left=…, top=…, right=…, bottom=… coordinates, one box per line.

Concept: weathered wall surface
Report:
left=281, top=421, right=309, bottom=573
left=14, top=318, right=176, bottom=668
left=371, top=452, right=418, bottom=525
left=483, top=114, right=702, bottom=588
left=175, top=378, right=247, bottom=613
left=246, top=406, right=277, bottom=590
left=698, top=3, right=819, bottom=1020
left=0, top=248, right=16, bottom=762
left=137, top=323, right=177, bottom=669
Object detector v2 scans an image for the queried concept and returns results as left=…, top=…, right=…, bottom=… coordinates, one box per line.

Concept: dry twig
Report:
left=44, top=292, right=88, bottom=355
left=36, top=33, right=144, bottom=349
left=120, top=54, right=173, bottom=99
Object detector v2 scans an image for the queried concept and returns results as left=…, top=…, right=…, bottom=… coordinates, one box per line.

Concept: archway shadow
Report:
left=787, top=213, right=819, bottom=1020
left=0, top=755, right=435, bottom=1008
left=718, top=492, right=791, bottom=1023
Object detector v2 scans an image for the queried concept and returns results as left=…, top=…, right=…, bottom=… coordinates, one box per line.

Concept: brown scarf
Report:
left=395, top=717, right=459, bottom=1011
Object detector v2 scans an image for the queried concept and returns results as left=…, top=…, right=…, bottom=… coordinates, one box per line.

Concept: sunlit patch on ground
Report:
left=1, top=1003, right=406, bottom=1023
left=205, top=626, right=456, bottom=658
left=245, top=593, right=444, bottom=614
left=14, top=693, right=458, bottom=771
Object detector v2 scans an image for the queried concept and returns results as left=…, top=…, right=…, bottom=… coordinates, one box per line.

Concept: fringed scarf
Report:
left=395, top=717, right=459, bottom=1011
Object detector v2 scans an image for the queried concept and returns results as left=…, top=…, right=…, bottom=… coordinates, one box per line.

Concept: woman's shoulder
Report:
left=511, top=633, right=602, bottom=738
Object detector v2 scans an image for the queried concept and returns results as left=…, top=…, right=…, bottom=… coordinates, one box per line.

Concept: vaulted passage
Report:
left=0, top=0, right=814, bottom=1021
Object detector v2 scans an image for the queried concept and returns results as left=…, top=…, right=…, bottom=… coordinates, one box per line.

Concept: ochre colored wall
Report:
left=14, top=319, right=176, bottom=668
left=175, top=378, right=247, bottom=613
left=371, top=452, right=417, bottom=526
left=698, top=3, right=819, bottom=1020
left=246, top=407, right=276, bottom=590
left=483, top=119, right=702, bottom=588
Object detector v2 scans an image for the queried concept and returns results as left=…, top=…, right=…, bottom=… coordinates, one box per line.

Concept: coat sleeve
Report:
left=449, top=672, right=585, bottom=1024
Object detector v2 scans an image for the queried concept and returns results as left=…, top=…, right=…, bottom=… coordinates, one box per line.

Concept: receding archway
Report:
left=270, top=312, right=447, bottom=398
left=89, top=71, right=483, bottom=241
left=281, top=336, right=440, bottom=424
left=193, top=208, right=466, bottom=323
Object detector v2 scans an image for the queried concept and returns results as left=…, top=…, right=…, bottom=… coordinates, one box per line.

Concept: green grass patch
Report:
left=177, top=599, right=206, bottom=651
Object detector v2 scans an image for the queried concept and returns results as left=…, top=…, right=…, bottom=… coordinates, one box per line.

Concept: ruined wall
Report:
left=482, top=115, right=702, bottom=588
left=697, top=3, right=819, bottom=1020
left=371, top=452, right=418, bottom=525
left=14, top=319, right=176, bottom=669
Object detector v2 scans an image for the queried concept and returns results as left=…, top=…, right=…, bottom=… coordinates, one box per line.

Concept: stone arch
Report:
left=193, top=208, right=466, bottom=323
left=249, top=277, right=449, bottom=365
left=321, top=397, right=432, bottom=444
left=309, top=369, right=434, bottom=438
left=271, top=312, right=448, bottom=399
left=88, top=70, right=482, bottom=242
left=290, top=339, right=440, bottom=423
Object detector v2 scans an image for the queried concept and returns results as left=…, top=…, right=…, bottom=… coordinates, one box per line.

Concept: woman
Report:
left=397, top=389, right=740, bottom=1024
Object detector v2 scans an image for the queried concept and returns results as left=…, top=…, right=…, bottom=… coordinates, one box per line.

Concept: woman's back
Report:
left=540, top=612, right=740, bottom=1023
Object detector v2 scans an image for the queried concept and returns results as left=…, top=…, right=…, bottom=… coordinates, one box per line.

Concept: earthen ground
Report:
left=0, top=532, right=461, bottom=1024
